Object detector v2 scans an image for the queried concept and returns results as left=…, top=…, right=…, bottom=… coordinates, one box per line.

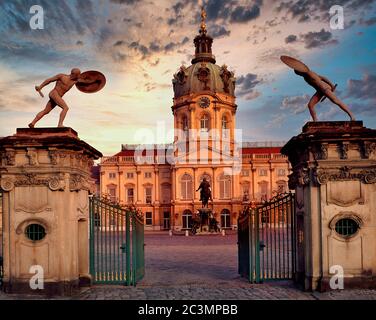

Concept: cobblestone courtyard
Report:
left=1, top=233, right=376, bottom=300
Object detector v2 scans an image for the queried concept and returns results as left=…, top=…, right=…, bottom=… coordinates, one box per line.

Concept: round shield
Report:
left=280, top=56, right=310, bottom=73
left=76, top=71, right=106, bottom=93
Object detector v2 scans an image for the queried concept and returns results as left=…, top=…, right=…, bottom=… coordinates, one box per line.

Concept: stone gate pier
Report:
left=0, top=128, right=102, bottom=295
left=282, top=121, right=376, bottom=291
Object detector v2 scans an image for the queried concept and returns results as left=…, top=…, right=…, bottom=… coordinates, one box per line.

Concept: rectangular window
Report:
left=219, top=178, right=231, bottom=199
left=108, top=188, right=116, bottom=202
left=109, top=172, right=116, bottom=179
left=127, top=188, right=134, bottom=203
left=127, top=172, right=134, bottom=179
left=163, top=211, right=170, bottom=230
left=162, top=171, right=171, bottom=178
left=200, top=116, right=209, bottom=132
left=278, top=169, right=286, bottom=176
left=259, top=182, right=268, bottom=201
left=259, top=169, right=268, bottom=176
left=144, top=172, right=152, bottom=179
left=241, top=169, right=249, bottom=177
left=145, top=212, right=153, bottom=226
left=145, top=187, right=152, bottom=204
left=161, top=185, right=171, bottom=204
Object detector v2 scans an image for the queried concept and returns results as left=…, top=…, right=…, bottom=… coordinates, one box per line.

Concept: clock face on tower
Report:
left=198, top=96, right=211, bottom=109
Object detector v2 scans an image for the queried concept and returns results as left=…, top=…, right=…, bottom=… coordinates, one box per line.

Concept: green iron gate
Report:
left=238, top=193, right=296, bottom=283
left=0, top=191, right=3, bottom=287
left=89, top=196, right=145, bottom=286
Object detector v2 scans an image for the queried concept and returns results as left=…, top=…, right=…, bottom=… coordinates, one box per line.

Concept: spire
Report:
left=191, top=6, right=216, bottom=64
left=200, top=6, right=207, bottom=35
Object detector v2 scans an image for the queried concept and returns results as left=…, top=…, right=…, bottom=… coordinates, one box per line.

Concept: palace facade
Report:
left=99, top=12, right=291, bottom=231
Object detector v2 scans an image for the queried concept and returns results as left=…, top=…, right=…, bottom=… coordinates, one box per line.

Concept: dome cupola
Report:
left=172, top=7, right=236, bottom=99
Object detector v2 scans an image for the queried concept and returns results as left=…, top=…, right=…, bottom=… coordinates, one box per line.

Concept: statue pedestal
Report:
left=198, top=208, right=211, bottom=233
left=195, top=208, right=220, bottom=235
left=0, top=128, right=102, bottom=295
left=282, top=121, right=376, bottom=291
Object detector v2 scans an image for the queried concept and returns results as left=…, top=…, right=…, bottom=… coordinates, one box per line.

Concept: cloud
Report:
left=257, top=47, right=300, bottom=66
left=236, top=73, right=263, bottom=100
left=346, top=73, right=376, bottom=100
left=281, top=94, right=310, bottom=114
left=230, top=5, right=261, bottom=23
left=300, top=29, right=338, bottom=49
left=276, top=0, right=374, bottom=24
left=359, top=16, right=376, bottom=26
left=128, top=41, right=150, bottom=59
left=209, top=25, right=231, bottom=38
left=266, top=113, right=286, bottom=128
left=206, top=0, right=262, bottom=24
left=110, top=0, right=141, bottom=4
left=285, top=34, right=297, bottom=44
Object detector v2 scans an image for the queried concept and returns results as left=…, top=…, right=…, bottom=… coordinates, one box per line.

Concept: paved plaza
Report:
left=1, top=233, right=376, bottom=300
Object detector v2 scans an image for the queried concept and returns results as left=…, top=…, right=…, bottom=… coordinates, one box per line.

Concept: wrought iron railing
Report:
left=238, top=192, right=296, bottom=283
left=89, top=196, right=144, bottom=286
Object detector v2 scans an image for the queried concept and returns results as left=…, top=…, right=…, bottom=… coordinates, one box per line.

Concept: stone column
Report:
left=282, top=121, right=376, bottom=291
left=251, top=167, right=256, bottom=200
left=193, top=168, right=198, bottom=201
left=0, top=128, right=102, bottom=295
left=154, top=167, right=160, bottom=230
left=269, top=167, right=274, bottom=198
left=136, top=168, right=142, bottom=204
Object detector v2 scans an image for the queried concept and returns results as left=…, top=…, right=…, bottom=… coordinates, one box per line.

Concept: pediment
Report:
left=174, top=145, right=233, bottom=164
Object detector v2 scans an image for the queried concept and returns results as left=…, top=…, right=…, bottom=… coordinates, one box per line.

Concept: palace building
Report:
left=99, top=10, right=291, bottom=231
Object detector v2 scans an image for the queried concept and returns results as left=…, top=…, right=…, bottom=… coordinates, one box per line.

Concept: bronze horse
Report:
left=196, top=178, right=212, bottom=208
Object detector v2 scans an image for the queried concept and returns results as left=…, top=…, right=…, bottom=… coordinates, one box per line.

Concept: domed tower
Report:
left=172, top=7, right=237, bottom=158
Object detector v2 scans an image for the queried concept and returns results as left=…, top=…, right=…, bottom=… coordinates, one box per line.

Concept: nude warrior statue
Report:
left=280, top=56, right=355, bottom=121
left=29, top=68, right=105, bottom=128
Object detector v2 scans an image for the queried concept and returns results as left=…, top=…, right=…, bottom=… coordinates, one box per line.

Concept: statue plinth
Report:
left=198, top=208, right=211, bottom=233
left=302, top=121, right=365, bottom=133
left=282, top=121, right=376, bottom=291
left=0, top=127, right=102, bottom=295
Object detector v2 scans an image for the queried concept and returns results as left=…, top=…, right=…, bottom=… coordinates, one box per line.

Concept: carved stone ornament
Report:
left=70, top=174, right=90, bottom=192
left=48, top=175, right=66, bottom=191
left=2, top=150, right=15, bottom=166
left=14, top=173, right=48, bottom=187
left=1, top=178, right=15, bottom=191
left=339, top=142, right=349, bottom=160
left=174, top=65, right=188, bottom=85
left=49, top=150, right=59, bottom=165
left=314, top=166, right=376, bottom=185
left=363, top=141, right=376, bottom=159
left=26, top=149, right=38, bottom=165
left=313, top=143, right=328, bottom=160
left=288, top=167, right=310, bottom=189
left=5, top=173, right=65, bottom=191
left=220, top=65, right=234, bottom=94
left=196, top=63, right=210, bottom=90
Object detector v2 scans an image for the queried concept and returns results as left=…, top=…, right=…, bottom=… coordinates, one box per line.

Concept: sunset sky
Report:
left=0, top=0, right=375, bottom=155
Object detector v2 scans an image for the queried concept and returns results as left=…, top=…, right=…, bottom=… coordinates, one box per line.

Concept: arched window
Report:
left=182, top=210, right=193, bottom=229
left=222, top=115, right=229, bottom=138
left=242, top=182, right=250, bottom=201
left=221, top=209, right=231, bottom=229
left=181, top=174, right=193, bottom=200
left=127, top=187, right=134, bottom=204
left=107, top=184, right=117, bottom=203
left=222, top=115, right=228, bottom=129
left=200, top=114, right=209, bottom=132
left=259, top=181, right=268, bottom=202
left=219, top=174, right=231, bottom=199
left=182, top=115, right=189, bottom=132
left=200, top=174, right=211, bottom=183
